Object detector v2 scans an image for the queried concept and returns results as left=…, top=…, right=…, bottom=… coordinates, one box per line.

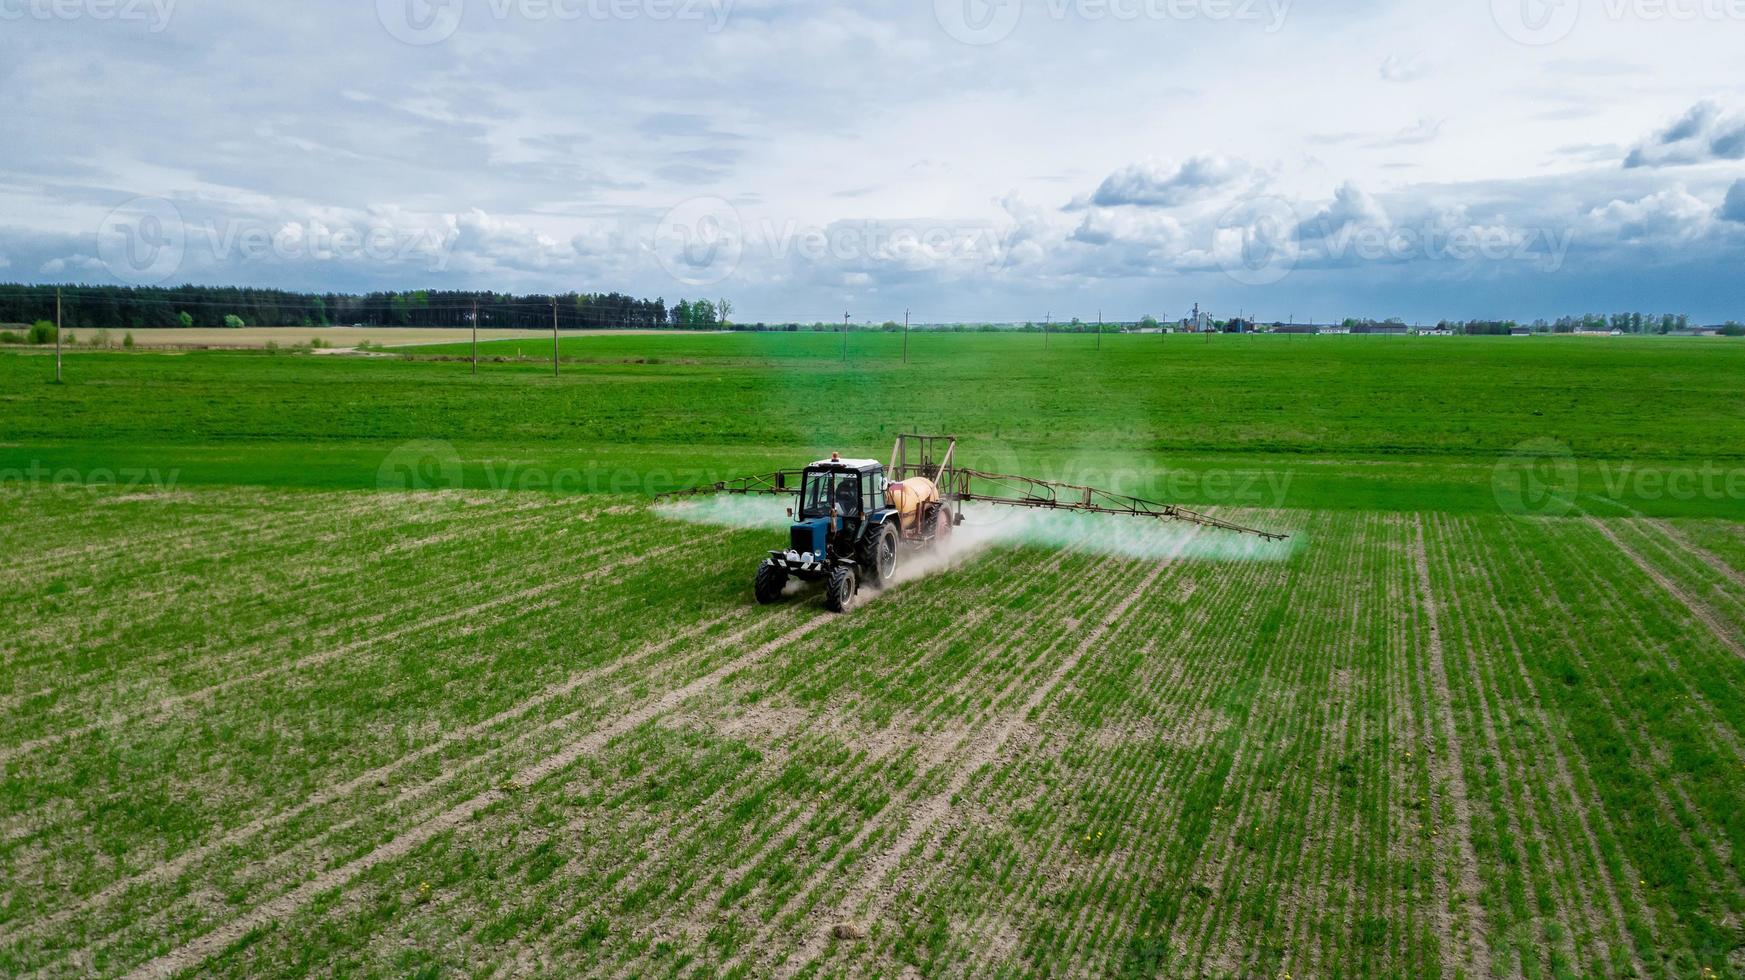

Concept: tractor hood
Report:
left=789, top=518, right=829, bottom=558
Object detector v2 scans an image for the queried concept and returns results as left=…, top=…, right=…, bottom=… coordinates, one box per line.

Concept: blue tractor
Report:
left=753, top=452, right=954, bottom=612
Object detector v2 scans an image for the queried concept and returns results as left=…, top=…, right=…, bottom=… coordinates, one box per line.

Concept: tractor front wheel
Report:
left=754, top=561, right=788, bottom=605
left=824, top=565, right=858, bottom=613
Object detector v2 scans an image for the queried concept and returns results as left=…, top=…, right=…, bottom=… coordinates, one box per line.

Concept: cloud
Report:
left=1374, top=117, right=1443, bottom=147
left=1586, top=187, right=1713, bottom=242
left=1296, top=183, right=1389, bottom=242
left=1379, top=54, right=1429, bottom=82
left=1624, top=100, right=1745, bottom=168
left=1720, top=180, right=1745, bottom=224
left=1087, top=157, right=1247, bottom=209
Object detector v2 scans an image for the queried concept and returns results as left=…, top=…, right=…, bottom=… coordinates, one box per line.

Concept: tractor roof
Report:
left=808, top=457, right=882, bottom=473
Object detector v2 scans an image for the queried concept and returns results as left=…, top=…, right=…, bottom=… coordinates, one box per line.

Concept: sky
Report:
left=1, top=0, right=1743, bottom=323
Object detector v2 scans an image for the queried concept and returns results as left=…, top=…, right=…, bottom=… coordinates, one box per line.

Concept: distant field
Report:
left=55, top=326, right=560, bottom=349
left=3, top=332, right=1742, bottom=515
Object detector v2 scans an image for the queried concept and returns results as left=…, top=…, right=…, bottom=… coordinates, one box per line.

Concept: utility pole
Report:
left=903, top=308, right=910, bottom=364
left=551, top=297, right=560, bottom=378
left=842, top=311, right=849, bottom=361
left=1097, top=309, right=1102, bottom=351
left=54, top=287, right=62, bottom=383
left=1045, top=312, right=1050, bottom=349
left=471, top=298, right=478, bottom=376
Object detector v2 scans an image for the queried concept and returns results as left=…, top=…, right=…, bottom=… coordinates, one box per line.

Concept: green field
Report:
left=5, top=333, right=1744, bottom=517
left=3, top=335, right=1744, bottom=977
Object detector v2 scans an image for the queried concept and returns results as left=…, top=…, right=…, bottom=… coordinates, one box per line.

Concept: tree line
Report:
left=0, top=284, right=723, bottom=331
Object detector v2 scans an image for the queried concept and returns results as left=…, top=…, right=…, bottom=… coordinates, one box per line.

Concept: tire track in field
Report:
left=120, top=614, right=833, bottom=980
left=4, top=496, right=593, bottom=707
left=1647, top=520, right=1745, bottom=591
left=1, top=493, right=612, bottom=719
left=1442, top=517, right=1649, bottom=977
left=1588, top=518, right=1745, bottom=660
left=1168, top=513, right=1348, bottom=975
left=0, top=518, right=650, bottom=846
left=707, top=546, right=1129, bottom=976
left=511, top=551, right=1074, bottom=975
left=949, top=526, right=1279, bottom=974
left=448, top=552, right=1056, bottom=976
left=0, top=527, right=729, bottom=764
left=11, top=602, right=759, bottom=949
left=1410, top=515, right=1493, bottom=980
left=40, top=493, right=594, bottom=664
left=1427, top=515, right=1584, bottom=975
left=781, top=559, right=1173, bottom=977
left=39, top=607, right=790, bottom=976
left=1505, top=519, right=1745, bottom=913
left=923, top=520, right=1287, bottom=975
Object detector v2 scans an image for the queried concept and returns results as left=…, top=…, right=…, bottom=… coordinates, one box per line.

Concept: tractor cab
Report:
left=788, top=454, right=885, bottom=566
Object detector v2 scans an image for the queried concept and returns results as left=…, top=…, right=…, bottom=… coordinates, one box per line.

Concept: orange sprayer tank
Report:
left=884, top=477, right=940, bottom=533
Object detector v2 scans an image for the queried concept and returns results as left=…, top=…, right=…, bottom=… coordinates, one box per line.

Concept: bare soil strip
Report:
left=780, top=560, right=1171, bottom=977
left=122, top=614, right=831, bottom=980
left=1411, top=515, right=1493, bottom=978
left=1589, top=518, right=1745, bottom=660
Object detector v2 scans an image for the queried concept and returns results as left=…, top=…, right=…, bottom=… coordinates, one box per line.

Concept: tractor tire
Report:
left=824, top=565, right=858, bottom=613
left=753, top=561, right=788, bottom=605
left=931, top=506, right=953, bottom=550
left=863, top=524, right=899, bottom=587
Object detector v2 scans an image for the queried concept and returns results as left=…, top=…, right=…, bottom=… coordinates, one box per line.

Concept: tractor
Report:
left=749, top=451, right=955, bottom=612
left=657, top=434, right=1285, bottom=612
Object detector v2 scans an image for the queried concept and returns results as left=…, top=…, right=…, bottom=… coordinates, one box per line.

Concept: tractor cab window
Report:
left=800, top=471, right=861, bottom=520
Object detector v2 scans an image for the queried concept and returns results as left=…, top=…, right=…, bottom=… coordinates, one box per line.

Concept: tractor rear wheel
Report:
left=930, top=506, right=953, bottom=550
left=864, top=524, right=898, bottom=586
left=754, top=561, right=788, bottom=605
left=824, top=565, right=858, bottom=613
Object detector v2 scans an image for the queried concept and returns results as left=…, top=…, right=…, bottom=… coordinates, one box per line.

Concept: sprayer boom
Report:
left=941, top=469, right=1287, bottom=541
left=656, top=434, right=1286, bottom=541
